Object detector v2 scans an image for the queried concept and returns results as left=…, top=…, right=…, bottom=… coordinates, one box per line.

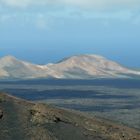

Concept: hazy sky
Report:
left=0, top=0, right=140, bottom=67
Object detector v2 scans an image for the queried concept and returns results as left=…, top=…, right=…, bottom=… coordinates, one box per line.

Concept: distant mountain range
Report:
left=0, top=54, right=140, bottom=80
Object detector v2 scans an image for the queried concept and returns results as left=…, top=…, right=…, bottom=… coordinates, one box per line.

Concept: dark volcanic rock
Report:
left=0, top=109, right=3, bottom=119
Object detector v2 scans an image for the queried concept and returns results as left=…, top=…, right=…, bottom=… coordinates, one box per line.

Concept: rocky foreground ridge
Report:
left=0, top=93, right=140, bottom=140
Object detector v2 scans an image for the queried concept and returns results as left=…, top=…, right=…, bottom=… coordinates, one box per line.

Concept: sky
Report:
left=0, top=0, right=140, bottom=67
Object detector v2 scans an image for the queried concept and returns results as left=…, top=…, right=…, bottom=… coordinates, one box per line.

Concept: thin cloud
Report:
left=35, top=15, right=48, bottom=30
left=0, top=0, right=140, bottom=9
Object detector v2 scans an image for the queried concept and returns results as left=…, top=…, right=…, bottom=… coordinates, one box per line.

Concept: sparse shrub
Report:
left=0, top=96, right=5, bottom=103
left=29, top=109, right=38, bottom=116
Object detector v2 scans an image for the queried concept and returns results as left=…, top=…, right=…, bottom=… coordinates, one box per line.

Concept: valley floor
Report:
left=0, top=79, right=140, bottom=130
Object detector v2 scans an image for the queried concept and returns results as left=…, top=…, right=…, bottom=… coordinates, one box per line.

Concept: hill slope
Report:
left=0, top=93, right=140, bottom=140
left=0, top=55, right=140, bottom=79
